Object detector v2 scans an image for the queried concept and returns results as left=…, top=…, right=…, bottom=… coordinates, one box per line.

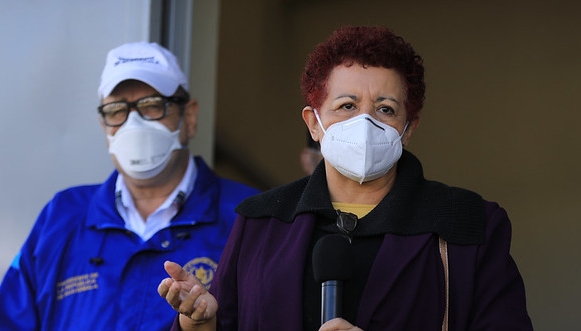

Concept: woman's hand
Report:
left=158, top=261, right=217, bottom=331
left=319, top=317, right=363, bottom=331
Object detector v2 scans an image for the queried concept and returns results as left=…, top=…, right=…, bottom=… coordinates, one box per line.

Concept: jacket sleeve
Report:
left=454, top=202, right=534, bottom=330
left=210, top=214, right=246, bottom=331
left=168, top=314, right=182, bottom=331
left=0, top=205, right=49, bottom=330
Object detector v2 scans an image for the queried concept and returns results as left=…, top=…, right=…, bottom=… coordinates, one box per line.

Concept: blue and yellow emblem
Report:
left=183, top=257, right=217, bottom=289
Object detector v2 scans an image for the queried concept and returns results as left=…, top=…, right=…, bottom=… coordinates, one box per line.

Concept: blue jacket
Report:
left=0, top=156, right=259, bottom=331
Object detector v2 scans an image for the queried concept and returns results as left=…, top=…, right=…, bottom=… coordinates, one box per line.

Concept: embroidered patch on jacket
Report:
left=56, top=272, right=99, bottom=300
left=183, top=257, right=217, bottom=289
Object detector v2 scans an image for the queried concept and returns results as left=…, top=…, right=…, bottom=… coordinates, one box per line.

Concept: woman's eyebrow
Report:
left=333, top=94, right=358, bottom=101
left=376, top=95, right=400, bottom=105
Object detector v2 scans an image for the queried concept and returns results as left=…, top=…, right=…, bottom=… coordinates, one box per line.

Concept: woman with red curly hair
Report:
left=159, top=26, right=533, bottom=331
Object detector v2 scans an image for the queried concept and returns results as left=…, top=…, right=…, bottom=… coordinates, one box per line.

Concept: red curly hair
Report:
left=300, top=26, right=425, bottom=121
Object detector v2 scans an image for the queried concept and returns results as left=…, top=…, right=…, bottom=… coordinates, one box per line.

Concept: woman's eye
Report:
left=378, top=106, right=395, bottom=115
left=340, top=103, right=356, bottom=111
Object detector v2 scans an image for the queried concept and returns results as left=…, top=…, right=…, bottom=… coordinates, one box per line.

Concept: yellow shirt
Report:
left=332, top=201, right=375, bottom=219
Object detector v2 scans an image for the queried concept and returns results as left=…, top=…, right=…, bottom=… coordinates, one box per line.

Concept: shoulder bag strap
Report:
left=439, top=236, right=449, bottom=331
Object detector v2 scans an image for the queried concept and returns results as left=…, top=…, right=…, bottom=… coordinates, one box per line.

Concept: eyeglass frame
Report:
left=97, top=94, right=189, bottom=127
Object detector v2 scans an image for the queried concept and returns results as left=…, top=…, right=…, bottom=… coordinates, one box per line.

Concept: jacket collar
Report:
left=86, top=156, right=221, bottom=230
left=236, top=150, right=485, bottom=244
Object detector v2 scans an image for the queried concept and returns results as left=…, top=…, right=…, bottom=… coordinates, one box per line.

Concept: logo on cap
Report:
left=114, top=56, right=159, bottom=67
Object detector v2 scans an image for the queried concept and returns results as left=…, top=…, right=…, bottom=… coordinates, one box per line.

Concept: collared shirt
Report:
left=115, top=156, right=197, bottom=241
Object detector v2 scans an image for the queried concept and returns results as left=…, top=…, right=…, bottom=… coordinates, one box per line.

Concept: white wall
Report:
left=0, top=0, right=152, bottom=278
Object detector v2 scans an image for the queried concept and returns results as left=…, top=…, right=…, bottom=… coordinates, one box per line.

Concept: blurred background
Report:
left=1, top=1, right=579, bottom=330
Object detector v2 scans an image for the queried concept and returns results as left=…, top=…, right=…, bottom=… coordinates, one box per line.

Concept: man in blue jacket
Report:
left=0, top=41, right=259, bottom=331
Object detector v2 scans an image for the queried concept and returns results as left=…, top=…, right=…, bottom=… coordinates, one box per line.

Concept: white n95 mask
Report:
left=107, top=111, right=185, bottom=180
left=315, top=111, right=406, bottom=184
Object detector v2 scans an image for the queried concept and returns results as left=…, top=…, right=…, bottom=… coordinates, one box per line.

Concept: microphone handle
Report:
left=321, top=280, right=343, bottom=324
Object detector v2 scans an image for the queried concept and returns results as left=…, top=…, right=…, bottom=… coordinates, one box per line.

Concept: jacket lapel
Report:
left=356, top=233, right=434, bottom=327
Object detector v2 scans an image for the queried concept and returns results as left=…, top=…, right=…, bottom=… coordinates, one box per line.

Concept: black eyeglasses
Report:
left=336, top=210, right=358, bottom=238
left=98, top=95, right=188, bottom=127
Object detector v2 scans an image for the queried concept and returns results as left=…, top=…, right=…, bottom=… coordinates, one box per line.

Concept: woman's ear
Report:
left=302, top=106, right=322, bottom=143
left=183, top=98, right=199, bottom=139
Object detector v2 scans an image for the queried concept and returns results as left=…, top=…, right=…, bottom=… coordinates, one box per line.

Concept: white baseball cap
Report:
left=98, top=41, right=189, bottom=98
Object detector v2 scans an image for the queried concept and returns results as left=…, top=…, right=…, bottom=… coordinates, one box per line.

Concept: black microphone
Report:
left=312, top=234, right=353, bottom=325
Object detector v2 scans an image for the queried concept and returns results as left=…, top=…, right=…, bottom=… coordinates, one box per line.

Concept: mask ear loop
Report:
left=176, top=118, right=189, bottom=149
left=398, top=121, right=410, bottom=147
left=401, top=121, right=409, bottom=137
left=172, top=103, right=187, bottom=149
left=313, top=109, right=327, bottom=134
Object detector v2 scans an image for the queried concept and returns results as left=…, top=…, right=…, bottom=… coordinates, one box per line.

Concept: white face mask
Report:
left=107, top=111, right=185, bottom=180
left=315, top=110, right=406, bottom=184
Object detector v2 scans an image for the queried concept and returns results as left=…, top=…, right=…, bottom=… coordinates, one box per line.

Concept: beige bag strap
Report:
left=439, top=236, right=449, bottom=331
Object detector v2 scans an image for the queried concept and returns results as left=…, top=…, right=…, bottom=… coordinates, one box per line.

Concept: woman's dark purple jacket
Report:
left=171, top=150, right=533, bottom=331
